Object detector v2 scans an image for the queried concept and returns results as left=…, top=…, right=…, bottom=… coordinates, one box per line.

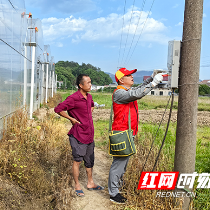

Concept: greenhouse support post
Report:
left=23, top=45, right=27, bottom=105
left=29, top=46, right=36, bottom=119
left=45, top=63, right=49, bottom=103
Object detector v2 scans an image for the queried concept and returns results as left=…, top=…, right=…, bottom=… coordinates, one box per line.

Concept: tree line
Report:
left=55, top=61, right=113, bottom=89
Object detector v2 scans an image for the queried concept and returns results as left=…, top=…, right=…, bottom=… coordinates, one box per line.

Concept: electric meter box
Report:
left=167, top=40, right=181, bottom=89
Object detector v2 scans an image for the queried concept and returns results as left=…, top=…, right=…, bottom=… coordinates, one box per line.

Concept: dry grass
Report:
left=46, top=93, right=63, bottom=109
left=0, top=94, right=73, bottom=210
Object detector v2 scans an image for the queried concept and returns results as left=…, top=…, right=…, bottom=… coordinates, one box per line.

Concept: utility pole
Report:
left=174, top=0, right=203, bottom=209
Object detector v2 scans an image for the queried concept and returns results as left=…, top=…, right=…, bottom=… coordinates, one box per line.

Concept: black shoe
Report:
left=110, top=193, right=127, bottom=204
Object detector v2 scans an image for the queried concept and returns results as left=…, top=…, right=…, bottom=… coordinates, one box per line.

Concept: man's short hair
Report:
left=76, top=74, right=89, bottom=89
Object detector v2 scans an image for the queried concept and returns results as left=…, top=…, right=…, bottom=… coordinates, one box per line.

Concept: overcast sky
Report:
left=25, top=0, right=210, bottom=80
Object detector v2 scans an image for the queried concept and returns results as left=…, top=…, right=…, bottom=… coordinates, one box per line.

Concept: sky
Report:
left=25, top=0, right=210, bottom=80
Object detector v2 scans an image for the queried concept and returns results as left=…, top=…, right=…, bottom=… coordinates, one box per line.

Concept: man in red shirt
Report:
left=54, top=74, right=104, bottom=197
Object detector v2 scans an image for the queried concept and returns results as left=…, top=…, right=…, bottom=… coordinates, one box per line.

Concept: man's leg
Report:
left=84, top=141, right=104, bottom=189
left=108, top=156, right=130, bottom=197
left=72, top=160, right=84, bottom=196
left=85, top=167, right=97, bottom=188
left=69, top=135, right=85, bottom=196
left=83, top=141, right=96, bottom=188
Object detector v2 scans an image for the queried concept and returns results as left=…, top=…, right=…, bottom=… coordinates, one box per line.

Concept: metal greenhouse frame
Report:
left=0, top=0, right=57, bottom=130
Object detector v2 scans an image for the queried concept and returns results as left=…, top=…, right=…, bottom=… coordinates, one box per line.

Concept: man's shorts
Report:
left=69, top=134, right=94, bottom=168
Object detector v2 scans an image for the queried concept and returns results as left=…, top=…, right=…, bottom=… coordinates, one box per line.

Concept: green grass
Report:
left=137, top=122, right=177, bottom=171
left=93, top=120, right=109, bottom=149
left=91, top=92, right=112, bottom=109
left=194, top=125, right=210, bottom=209
left=59, top=91, right=113, bottom=108
left=58, top=91, right=210, bottom=111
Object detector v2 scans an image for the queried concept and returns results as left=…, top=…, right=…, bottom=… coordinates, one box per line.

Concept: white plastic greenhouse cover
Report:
left=0, top=0, right=56, bottom=131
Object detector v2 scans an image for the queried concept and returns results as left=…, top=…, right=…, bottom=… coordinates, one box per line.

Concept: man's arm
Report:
left=57, top=111, right=80, bottom=125
left=132, top=76, right=153, bottom=90
left=91, top=107, right=94, bottom=112
left=113, top=77, right=154, bottom=104
left=54, top=96, right=80, bottom=125
left=91, top=97, right=94, bottom=112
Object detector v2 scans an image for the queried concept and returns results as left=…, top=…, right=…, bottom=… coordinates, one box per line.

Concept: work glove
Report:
left=151, top=73, right=164, bottom=87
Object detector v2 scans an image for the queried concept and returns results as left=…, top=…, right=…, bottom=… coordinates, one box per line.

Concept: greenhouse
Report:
left=0, top=0, right=57, bottom=131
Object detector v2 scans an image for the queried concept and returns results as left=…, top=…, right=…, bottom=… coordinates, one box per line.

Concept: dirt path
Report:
left=70, top=147, right=113, bottom=210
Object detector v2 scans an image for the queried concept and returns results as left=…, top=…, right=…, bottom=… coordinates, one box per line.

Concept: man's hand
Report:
left=70, top=118, right=80, bottom=125
left=57, top=111, right=80, bottom=125
left=151, top=73, right=164, bottom=87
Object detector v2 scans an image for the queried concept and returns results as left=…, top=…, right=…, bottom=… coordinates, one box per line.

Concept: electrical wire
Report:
left=124, top=0, right=156, bottom=66
left=117, top=0, right=127, bottom=69
left=122, top=0, right=147, bottom=67
left=152, top=90, right=174, bottom=171
left=120, top=0, right=136, bottom=66
left=140, top=92, right=172, bottom=173
left=7, top=0, right=16, bottom=10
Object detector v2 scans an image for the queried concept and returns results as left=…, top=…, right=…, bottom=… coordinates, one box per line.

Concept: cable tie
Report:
left=178, top=83, right=199, bottom=87
left=182, top=38, right=201, bottom=42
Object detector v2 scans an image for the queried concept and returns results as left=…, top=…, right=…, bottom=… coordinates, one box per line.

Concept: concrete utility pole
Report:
left=174, top=0, right=203, bottom=209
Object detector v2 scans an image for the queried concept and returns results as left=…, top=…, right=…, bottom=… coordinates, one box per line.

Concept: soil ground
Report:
left=69, top=147, right=113, bottom=210
left=93, top=108, right=210, bottom=126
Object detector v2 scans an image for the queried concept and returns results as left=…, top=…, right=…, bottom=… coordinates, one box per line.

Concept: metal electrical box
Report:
left=167, top=40, right=181, bottom=89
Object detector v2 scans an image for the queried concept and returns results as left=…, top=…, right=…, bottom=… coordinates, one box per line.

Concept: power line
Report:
left=120, top=0, right=136, bottom=67
left=124, top=0, right=156, bottom=66
left=117, top=0, right=127, bottom=69
left=8, top=0, right=16, bottom=10
left=123, top=0, right=147, bottom=66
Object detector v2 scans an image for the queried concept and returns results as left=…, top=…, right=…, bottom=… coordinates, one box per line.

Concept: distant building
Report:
left=91, top=84, right=97, bottom=91
left=143, top=76, right=150, bottom=81
left=57, top=81, right=63, bottom=88
left=147, top=88, right=172, bottom=96
left=96, top=86, right=105, bottom=90
left=108, top=83, right=117, bottom=88
left=199, top=80, right=210, bottom=87
left=91, top=85, right=106, bottom=91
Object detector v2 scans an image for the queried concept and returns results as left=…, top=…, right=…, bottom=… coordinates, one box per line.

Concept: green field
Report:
left=60, top=91, right=210, bottom=111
